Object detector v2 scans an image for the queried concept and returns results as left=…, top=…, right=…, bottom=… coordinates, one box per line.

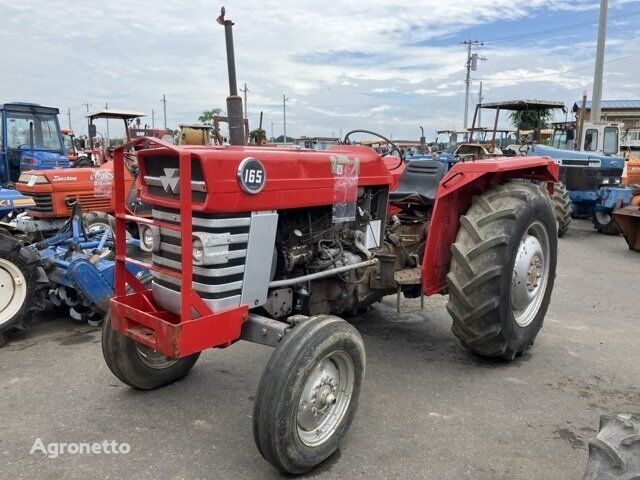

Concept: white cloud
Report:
left=0, top=0, right=638, bottom=139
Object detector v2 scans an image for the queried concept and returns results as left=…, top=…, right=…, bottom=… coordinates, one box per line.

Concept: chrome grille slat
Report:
left=144, top=176, right=207, bottom=192
left=152, top=270, right=244, bottom=294
left=152, top=208, right=251, bottom=228
left=151, top=206, right=250, bottom=312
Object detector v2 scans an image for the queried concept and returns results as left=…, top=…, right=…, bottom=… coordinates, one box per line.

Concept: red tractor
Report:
left=102, top=7, right=559, bottom=474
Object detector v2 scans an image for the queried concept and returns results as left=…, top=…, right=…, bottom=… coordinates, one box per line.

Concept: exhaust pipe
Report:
left=217, top=7, right=245, bottom=146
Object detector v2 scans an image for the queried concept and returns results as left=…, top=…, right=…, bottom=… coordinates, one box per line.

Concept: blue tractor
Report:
left=463, top=100, right=632, bottom=235
left=1, top=102, right=71, bottom=180
left=0, top=102, right=71, bottom=220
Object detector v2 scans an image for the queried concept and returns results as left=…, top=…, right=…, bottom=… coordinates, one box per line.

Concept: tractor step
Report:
left=394, top=267, right=422, bottom=285
left=393, top=268, right=424, bottom=313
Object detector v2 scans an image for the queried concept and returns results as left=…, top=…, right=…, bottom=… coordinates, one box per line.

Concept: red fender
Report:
left=421, top=156, right=558, bottom=296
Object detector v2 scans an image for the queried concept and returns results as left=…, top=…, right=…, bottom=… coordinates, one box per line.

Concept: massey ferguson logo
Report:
left=159, top=168, right=180, bottom=194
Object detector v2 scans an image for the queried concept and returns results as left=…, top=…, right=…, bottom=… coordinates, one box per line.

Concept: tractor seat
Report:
left=389, top=160, right=445, bottom=206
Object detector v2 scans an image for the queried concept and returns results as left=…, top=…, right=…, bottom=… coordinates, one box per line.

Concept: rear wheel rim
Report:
left=0, top=258, right=27, bottom=327
left=595, top=211, right=611, bottom=226
left=135, top=344, right=180, bottom=369
left=510, top=221, right=551, bottom=327
left=296, top=350, right=355, bottom=447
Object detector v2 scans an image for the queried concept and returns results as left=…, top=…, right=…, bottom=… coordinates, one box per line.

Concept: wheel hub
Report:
left=0, top=258, right=27, bottom=327
left=296, top=351, right=355, bottom=447
left=510, top=222, right=550, bottom=328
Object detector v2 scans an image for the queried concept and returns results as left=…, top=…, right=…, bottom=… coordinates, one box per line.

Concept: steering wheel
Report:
left=518, top=144, right=529, bottom=154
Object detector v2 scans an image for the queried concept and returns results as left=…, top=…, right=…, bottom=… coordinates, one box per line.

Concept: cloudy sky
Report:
left=1, top=0, right=639, bottom=141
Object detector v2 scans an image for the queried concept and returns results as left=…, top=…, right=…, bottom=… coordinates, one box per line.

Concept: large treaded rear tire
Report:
left=0, top=234, right=47, bottom=335
left=447, top=181, right=558, bottom=360
left=583, top=413, right=640, bottom=479
left=552, top=182, right=572, bottom=237
left=253, top=315, right=365, bottom=474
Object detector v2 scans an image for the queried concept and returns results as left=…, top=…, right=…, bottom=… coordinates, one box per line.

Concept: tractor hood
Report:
left=20, top=150, right=70, bottom=170
left=529, top=144, right=625, bottom=170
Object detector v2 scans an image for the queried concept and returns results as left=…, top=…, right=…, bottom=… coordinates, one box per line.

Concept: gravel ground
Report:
left=1, top=219, right=638, bottom=480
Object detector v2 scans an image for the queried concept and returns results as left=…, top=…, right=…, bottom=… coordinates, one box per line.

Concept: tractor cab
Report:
left=61, top=129, right=79, bottom=163
left=0, top=102, right=70, bottom=182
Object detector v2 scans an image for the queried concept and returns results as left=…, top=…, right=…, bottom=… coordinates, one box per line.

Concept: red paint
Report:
left=111, top=136, right=557, bottom=358
left=421, top=157, right=558, bottom=295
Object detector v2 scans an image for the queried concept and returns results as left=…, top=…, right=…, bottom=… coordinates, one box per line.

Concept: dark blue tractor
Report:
left=1, top=102, right=70, bottom=182
left=527, top=144, right=630, bottom=233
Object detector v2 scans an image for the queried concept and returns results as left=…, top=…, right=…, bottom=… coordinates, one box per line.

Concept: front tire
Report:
left=447, top=181, right=558, bottom=360
left=583, top=413, right=640, bottom=479
left=593, top=211, right=619, bottom=235
left=101, top=275, right=200, bottom=390
left=0, top=234, right=47, bottom=335
left=552, top=182, right=572, bottom=237
left=253, top=315, right=365, bottom=474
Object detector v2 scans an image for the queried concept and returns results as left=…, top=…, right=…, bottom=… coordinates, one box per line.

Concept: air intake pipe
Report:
left=217, top=7, right=245, bottom=146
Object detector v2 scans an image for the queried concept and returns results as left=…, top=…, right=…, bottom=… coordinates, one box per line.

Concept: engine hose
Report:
left=343, top=129, right=404, bottom=170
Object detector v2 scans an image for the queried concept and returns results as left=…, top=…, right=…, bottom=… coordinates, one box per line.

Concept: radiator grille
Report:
left=151, top=206, right=251, bottom=302
left=29, top=193, right=53, bottom=213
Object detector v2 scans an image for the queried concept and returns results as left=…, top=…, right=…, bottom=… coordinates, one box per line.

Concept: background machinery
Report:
left=101, top=7, right=560, bottom=474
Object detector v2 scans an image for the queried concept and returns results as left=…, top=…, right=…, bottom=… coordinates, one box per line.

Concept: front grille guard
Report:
left=112, top=137, right=248, bottom=358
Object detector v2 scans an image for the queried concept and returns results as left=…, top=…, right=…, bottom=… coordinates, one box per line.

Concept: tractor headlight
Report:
left=18, top=173, right=49, bottom=184
left=191, top=231, right=231, bottom=265
left=192, top=238, right=204, bottom=264
left=602, top=178, right=609, bottom=185
left=138, top=224, right=160, bottom=252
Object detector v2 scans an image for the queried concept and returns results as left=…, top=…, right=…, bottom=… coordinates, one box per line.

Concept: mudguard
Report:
left=421, top=156, right=558, bottom=295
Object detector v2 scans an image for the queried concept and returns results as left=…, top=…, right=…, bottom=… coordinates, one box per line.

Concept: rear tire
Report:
left=0, top=234, right=47, bottom=335
left=593, top=211, right=620, bottom=235
left=583, top=413, right=640, bottom=479
left=447, top=181, right=558, bottom=360
left=552, top=182, right=572, bottom=237
left=253, top=315, right=365, bottom=474
left=101, top=275, right=200, bottom=390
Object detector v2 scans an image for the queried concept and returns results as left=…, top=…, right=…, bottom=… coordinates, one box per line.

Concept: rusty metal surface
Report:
left=613, top=205, right=640, bottom=252
left=394, top=267, right=422, bottom=285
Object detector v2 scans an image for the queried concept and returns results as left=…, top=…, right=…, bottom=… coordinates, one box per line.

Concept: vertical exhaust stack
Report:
left=217, top=7, right=245, bottom=146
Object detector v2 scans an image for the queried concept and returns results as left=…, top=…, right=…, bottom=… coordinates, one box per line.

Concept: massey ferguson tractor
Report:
left=101, top=7, right=560, bottom=474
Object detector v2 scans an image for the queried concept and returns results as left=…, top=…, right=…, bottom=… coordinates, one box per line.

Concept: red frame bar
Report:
left=111, top=137, right=248, bottom=357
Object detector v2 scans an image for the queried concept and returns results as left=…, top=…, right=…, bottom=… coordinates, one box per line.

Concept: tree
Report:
left=509, top=109, right=553, bottom=130
left=250, top=128, right=266, bottom=144
left=198, top=108, right=222, bottom=125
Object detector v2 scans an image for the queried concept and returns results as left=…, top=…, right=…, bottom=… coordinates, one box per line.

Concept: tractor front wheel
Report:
left=592, top=211, right=619, bottom=235
left=447, top=181, right=558, bottom=360
left=101, top=275, right=200, bottom=390
left=253, top=315, right=365, bottom=474
left=552, top=182, right=572, bottom=237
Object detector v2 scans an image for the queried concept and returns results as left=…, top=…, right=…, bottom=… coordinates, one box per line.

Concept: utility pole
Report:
left=161, top=94, right=167, bottom=131
left=104, top=102, right=109, bottom=146
left=240, top=83, right=249, bottom=119
left=477, top=82, right=484, bottom=129
left=283, top=94, right=289, bottom=144
left=151, top=109, right=155, bottom=131
left=462, top=40, right=485, bottom=129
left=590, top=0, right=608, bottom=121
left=67, top=108, right=72, bottom=130
left=271, top=122, right=274, bottom=142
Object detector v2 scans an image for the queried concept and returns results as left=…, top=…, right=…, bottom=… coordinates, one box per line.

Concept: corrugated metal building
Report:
left=572, top=100, right=640, bottom=129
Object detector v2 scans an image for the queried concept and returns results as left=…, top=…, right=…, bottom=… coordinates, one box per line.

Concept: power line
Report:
left=483, top=8, right=640, bottom=43
left=482, top=51, right=640, bottom=84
